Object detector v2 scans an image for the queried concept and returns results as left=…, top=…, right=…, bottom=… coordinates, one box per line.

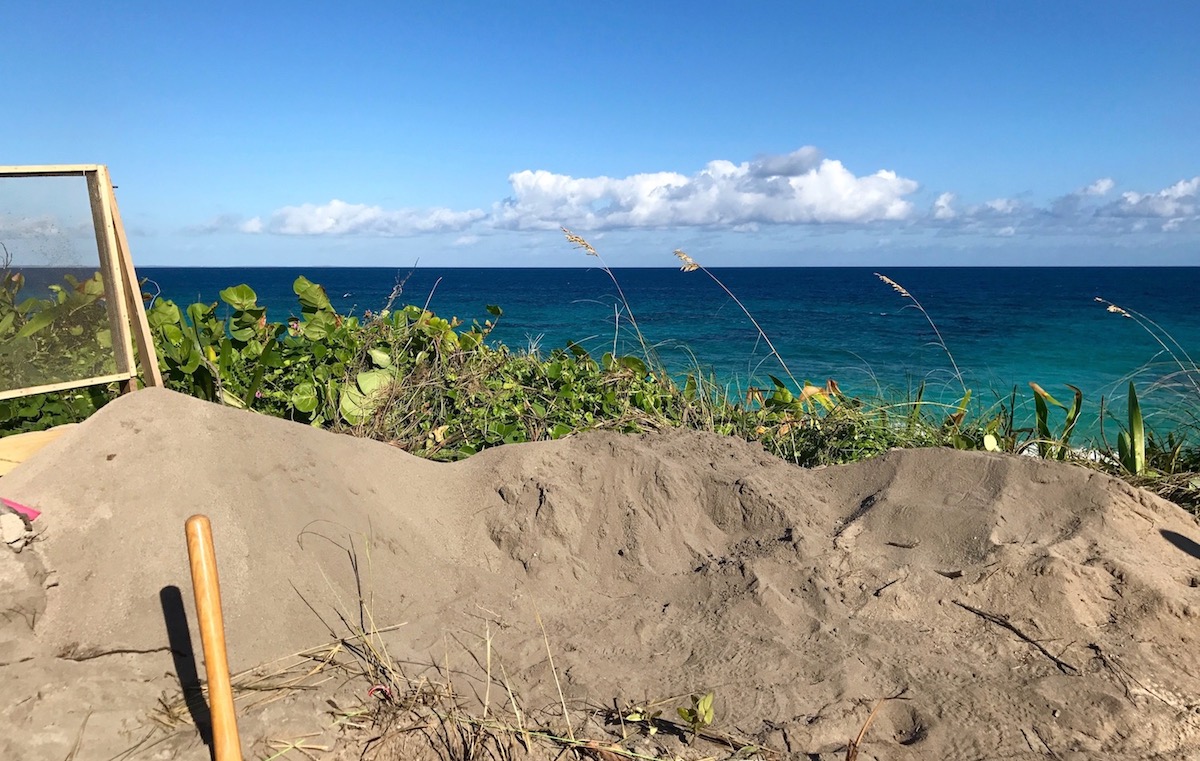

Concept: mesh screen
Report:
left=1, top=174, right=121, bottom=394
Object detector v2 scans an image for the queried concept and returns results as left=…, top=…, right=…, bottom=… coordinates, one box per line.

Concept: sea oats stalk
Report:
left=1096, top=297, right=1200, bottom=398
left=674, top=250, right=800, bottom=391
left=1095, top=297, right=1200, bottom=477
left=875, top=273, right=967, bottom=398
left=562, top=228, right=652, bottom=360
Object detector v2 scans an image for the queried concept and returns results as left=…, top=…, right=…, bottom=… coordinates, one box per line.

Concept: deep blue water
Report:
left=138, top=266, right=1200, bottom=438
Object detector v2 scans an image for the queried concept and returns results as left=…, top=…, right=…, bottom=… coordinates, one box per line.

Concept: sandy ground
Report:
left=3, top=388, right=1200, bottom=760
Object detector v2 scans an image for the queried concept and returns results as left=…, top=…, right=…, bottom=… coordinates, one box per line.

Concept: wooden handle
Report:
left=185, top=515, right=243, bottom=761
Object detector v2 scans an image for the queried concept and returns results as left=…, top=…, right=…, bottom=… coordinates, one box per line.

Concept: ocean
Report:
left=141, top=266, right=1200, bottom=438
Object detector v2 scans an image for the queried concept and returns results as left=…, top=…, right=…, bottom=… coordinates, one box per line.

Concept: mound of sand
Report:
left=3, top=388, right=1200, bottom=760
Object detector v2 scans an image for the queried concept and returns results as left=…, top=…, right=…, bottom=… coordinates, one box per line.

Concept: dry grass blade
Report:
left=536, top=608, right=575, bottom=743
left=845, top=698, right=885, bottom=761
left=451, top=720, right=678, bottom=761
left=149, top=624, right=406, bottom=731
left=499, top=661, right=532, bottom=751
left=62, top=711, right=91, bottom=761
left=483, top=621, right=493, bottom=720
left=264, top=733, right=331, bottom=761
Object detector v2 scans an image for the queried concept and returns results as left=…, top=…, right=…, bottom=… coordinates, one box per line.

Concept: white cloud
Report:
left=1110, top=176, right=1198, bottom=219
left=926, top=175, right=1200, bottom=237
left=984, top=198, right=1021, bottom=214
left=491, top=148, right=919, bottom=230
left=1082, top=177, right=1115, bottom=196
left=190, top=153, right=1200, bottom=242
left=930, top=197, right=1027, bottom=231
left=932, top=192, right=957, bottom=220
left=265, top=200, right=485, bottom=236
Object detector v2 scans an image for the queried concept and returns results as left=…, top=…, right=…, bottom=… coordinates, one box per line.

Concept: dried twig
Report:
left=954, top=600, right=1079, bottom=675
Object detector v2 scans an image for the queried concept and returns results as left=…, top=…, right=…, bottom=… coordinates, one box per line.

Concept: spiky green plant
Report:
left=1118, top=381, right=1147, bottom=475
left=1028, top=382, right=1083, bottom=460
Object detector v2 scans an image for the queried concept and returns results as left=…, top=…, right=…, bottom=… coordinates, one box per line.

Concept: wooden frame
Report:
left=0, top=164, right=161, bottom=401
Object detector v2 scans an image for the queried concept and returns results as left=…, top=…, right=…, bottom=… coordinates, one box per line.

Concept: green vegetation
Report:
left=2, top=233, right=1197, bottom=510
left=1117, top=381, right=1147, bottom=476
left=0, top=242, right=120, bottom=433
left=1028, top=382, right=1083, bottom=461
left=0, top=243, right=117, bottom=393
left=676, top=692, right=715, bottom=738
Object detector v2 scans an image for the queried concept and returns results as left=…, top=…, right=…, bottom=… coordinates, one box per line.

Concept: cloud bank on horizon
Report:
left=201, top=147, right=1199, bottom=241
left=491, top=148, right=915, bottom=230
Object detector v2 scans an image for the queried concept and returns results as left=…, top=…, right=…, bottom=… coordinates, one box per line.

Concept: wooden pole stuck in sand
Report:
left=185, top=514, right=244, bottom=761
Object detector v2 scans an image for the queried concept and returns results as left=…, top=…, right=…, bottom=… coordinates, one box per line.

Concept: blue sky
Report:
left=2, top=1, right=1198, bottom=266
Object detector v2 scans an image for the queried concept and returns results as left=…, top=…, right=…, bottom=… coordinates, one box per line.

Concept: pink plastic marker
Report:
left=1, top=498, right=40, bottom=521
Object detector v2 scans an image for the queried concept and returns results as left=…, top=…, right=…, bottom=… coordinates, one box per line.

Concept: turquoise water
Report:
left=141, top=266, right=1200, bottom=440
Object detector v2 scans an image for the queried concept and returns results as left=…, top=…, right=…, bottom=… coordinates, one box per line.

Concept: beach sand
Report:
left=2, top=388, right=1200, bottom=759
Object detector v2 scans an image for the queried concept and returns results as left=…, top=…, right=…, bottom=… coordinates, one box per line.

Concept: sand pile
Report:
left=3, top=388, right=1200, bottom=760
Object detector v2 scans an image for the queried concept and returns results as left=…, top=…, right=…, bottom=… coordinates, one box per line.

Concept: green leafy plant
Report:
left=147, top=276, right=364, bottom=425
left=677, top=691, right=715, bottom=736
left=0, top=386, right=113, bottom=435
left=945, top=388, right=975, bottom=449
left=622, top=705, right=663, bottom=736
left=977, top=387, right=1023, bottom=453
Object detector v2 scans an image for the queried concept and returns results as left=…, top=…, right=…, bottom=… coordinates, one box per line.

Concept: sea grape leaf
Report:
left=356, top=369, right=391, bottom=397
left=293, top=276, right=331, bottom=311
left=219, top=284, right=259, bottom=311
left=291, top=382, right=319, bottom=413
left=368, top=348, right=392, bottom=368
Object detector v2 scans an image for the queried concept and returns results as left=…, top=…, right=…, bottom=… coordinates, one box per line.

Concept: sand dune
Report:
left=3, top=388, right=1200, bottom=759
